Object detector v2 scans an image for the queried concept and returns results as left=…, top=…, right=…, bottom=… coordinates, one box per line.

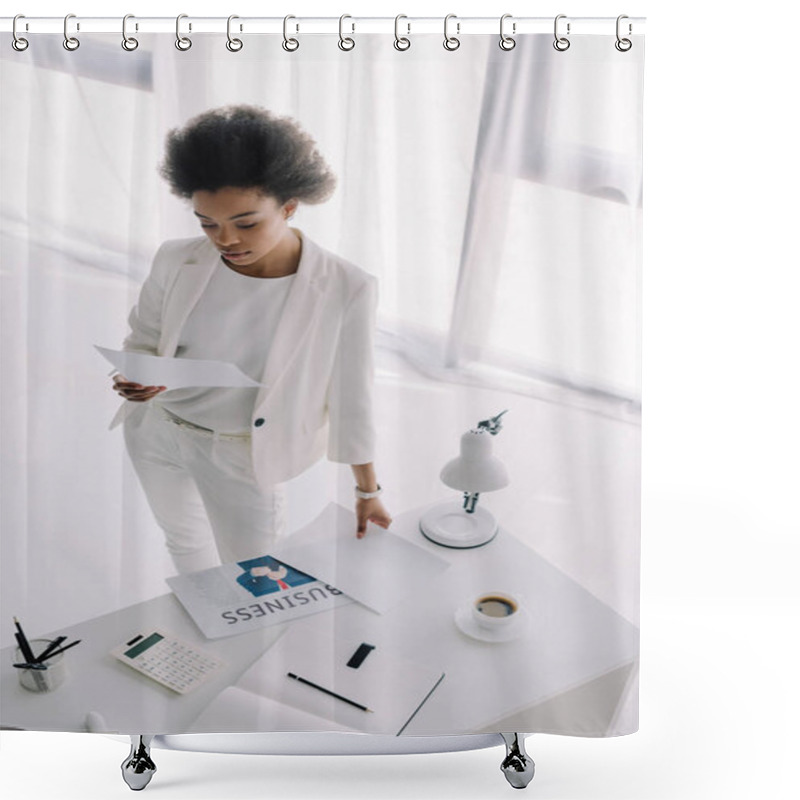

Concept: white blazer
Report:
left=111, top=230, right=378, bottom=488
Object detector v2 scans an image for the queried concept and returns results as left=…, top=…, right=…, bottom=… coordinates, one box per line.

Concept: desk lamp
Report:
left=419, top=410, right=510, bottom=548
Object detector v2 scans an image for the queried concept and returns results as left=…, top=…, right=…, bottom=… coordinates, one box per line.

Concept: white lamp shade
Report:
left=440, top=430, right=510, bottom=493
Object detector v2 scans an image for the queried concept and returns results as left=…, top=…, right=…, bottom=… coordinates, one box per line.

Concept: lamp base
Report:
left=419, top=501, right=498, bottom=549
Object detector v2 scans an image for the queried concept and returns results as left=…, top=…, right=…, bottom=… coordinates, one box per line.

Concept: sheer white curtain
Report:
left=1, top=36, right=164, bottom=632
left=450, top=36, right=643, bottom=406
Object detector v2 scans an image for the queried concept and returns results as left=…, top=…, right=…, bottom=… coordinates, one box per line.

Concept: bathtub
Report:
left=119, top=731, right=535, bottom=790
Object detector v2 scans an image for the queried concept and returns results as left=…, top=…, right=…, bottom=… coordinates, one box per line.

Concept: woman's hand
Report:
left=355, top=497, right=392, bottom=539
left=112, top=374, right=167, bottom=402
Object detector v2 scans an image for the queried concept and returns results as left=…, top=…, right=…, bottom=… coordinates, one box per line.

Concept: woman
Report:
left=111, top=105, right=392, bottom=574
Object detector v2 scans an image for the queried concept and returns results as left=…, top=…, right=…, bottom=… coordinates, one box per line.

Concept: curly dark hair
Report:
left=157, top=105, right=336, bottom=205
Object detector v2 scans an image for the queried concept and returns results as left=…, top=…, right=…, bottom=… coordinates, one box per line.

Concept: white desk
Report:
left=0, top=502, right=638, bottom=735
left=0, top=591, right=288, bottom=733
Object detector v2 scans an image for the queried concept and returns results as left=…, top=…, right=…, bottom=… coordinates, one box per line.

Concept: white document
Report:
left=271, top=503, right=451, bottom=616
left=189, top=683, right=354, bottom=733
left=95, top=345, right=262, bottom=389
left=228, top=611, right=446, bottom=735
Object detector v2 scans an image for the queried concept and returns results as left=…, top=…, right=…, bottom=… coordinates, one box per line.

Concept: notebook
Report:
left=224, top=610, right=445, bottom=735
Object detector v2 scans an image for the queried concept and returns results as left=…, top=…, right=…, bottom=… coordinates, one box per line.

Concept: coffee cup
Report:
left=471, top=592, right=521, bottom=630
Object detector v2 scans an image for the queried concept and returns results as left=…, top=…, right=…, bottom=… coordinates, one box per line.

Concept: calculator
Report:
left=111, top=630, right=227, bottom=694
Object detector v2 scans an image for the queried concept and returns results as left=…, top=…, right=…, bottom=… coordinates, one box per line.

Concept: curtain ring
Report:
left=394, top=15, right=410, bottom=51
left=226, top=15, right=243, bottom=51
left=63, top=13, right=80, bottom=51
left=122, top=14, right=139, bottom=51
left=443, top=14, right=460, bottom=51
left=338, top=14, right=355, bottom=51
left=12, top=15, right=29, bottom=52
left=615, top=15, right=632, bottom=52
left=499, top=13, right=516, bottom=51
left=553, top=14, right=570, bottom=51
left=283, top=15, right=299, bottom=52
left=175, top=14, right=192, bottom=50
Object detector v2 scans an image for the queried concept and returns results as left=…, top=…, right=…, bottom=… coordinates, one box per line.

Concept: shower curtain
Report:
left=0, top=20, right=644, bottom=738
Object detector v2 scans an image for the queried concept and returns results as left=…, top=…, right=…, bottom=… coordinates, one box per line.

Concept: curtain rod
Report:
left=1, top=16, right=646, bottom=36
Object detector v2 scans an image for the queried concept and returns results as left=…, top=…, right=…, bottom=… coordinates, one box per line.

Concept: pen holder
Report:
left=14, top=638, right=68, bottom=693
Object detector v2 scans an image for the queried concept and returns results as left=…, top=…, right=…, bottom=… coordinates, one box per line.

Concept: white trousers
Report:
left=124, top=403, right=287, bottom=574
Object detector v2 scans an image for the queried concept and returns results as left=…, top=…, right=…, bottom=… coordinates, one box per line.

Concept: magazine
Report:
left=167, top=554, right=353, bottom=639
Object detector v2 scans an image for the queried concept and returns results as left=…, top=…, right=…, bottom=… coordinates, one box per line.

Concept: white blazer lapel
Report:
left=158, top=241, right=219, bottom=357
left=255, top=233, right=326, bottom=408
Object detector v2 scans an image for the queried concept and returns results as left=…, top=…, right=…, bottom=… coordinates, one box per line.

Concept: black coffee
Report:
left=476, top=596, right=517, bottom=618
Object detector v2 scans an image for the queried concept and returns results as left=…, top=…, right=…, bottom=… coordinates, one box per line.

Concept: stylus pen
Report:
left=287, top=672, right=373, bottom=712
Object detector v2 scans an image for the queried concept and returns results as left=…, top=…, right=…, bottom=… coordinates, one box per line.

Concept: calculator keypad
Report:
left=112, top=633, right=225, bottom=694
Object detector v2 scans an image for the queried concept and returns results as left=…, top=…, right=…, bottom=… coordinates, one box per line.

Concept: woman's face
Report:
left=192, top=187, right=298, bottom=273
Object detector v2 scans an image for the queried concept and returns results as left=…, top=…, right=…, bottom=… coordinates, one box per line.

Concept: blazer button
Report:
left=254, top=418, right=266, bottom=428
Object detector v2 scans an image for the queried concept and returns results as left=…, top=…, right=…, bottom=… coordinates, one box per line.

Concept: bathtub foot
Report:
left=500, top=733, right=535, bottom=789
left=122, top=735, right=156, bottom=791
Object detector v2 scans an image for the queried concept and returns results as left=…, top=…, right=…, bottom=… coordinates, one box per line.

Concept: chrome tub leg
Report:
left=500, top=732, right=535, bottom=789
left=121, top=735, right=156, bottom=791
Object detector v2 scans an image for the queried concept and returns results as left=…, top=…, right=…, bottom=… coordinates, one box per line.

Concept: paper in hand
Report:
left=95, top=346, right=262, bottom=389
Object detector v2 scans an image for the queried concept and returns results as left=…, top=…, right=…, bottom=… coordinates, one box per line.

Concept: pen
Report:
left=14, top=618, right=47, bottom=691
left=15, top=632, right=35, bottom=664
left=13, top=618, right=36, bottom=664
left=13, top=662, right=47, bottom=671
left=287, top=672, right=373, bottom=713
left=39, top=639, right=82, bottom=660
left=34, top=636, right=68, bottom=663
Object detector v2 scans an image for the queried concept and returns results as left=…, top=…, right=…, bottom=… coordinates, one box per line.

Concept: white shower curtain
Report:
left=1, top=26, right=643, bottom=737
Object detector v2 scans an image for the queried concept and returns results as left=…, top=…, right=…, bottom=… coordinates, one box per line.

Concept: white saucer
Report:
left=454, top=605, right=530, bottom=643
